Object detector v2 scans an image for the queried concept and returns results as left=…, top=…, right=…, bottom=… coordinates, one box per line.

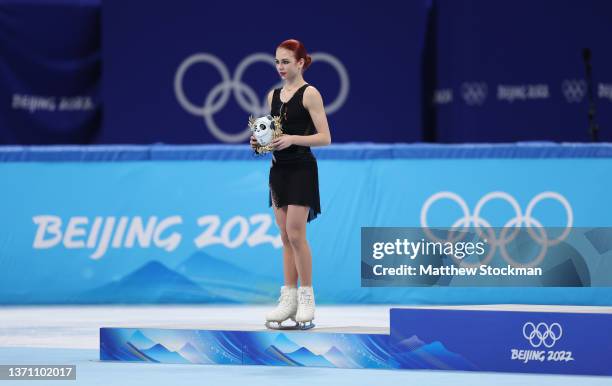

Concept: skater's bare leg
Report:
left=286, top=204, right=312, bottom=286
left=272, top=204, right=298, bottom=287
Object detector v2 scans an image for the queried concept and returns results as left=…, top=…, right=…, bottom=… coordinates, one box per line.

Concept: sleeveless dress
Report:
left=268, top=83, right=321, bottom=223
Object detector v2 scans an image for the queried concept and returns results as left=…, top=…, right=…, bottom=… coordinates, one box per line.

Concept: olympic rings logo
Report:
left=562, top=79, right=587, bottom=103
left=174, top=52, right=350, bottom=143
left=461, top=82, right=488, bottom=106
left=420, top=191, right=574, bottom=268
left=523, top=322, right=563, bottom=348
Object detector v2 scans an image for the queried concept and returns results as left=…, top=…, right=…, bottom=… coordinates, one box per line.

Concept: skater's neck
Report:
left=283, top=75, right=306, bottom=90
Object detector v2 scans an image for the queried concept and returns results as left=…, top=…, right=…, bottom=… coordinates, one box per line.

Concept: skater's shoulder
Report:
left=303, top=85, right=323, bottom=109
left=303, top=84, right=319, bottom=95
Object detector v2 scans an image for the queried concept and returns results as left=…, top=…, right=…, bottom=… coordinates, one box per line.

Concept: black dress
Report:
left=268, top=83, right=321, bottom=222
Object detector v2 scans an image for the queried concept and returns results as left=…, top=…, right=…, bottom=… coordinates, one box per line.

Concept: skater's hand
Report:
left=250, top=135, right=259, bottom=150
left=271, top=135, right=293, bottom=151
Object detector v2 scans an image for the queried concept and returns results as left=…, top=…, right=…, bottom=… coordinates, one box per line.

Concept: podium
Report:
left=100, top=305, right=612, bottom=375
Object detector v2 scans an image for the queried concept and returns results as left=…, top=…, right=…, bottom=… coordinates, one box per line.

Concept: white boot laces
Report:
left=299, top=291, right=313, bottom=306
left=278, top=290, right=294, bottom=306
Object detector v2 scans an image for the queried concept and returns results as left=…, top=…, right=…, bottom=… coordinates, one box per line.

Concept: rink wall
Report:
left=2, top=142, right=612, bottom=305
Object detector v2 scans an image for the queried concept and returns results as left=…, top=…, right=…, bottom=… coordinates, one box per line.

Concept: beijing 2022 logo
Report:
left=174, top=52, right=349, bottom=143
left=510, top=321, right=574, bottom=364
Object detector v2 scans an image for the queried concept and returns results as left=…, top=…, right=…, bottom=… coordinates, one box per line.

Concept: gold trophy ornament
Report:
left=248, top=115, right=283, bottom=154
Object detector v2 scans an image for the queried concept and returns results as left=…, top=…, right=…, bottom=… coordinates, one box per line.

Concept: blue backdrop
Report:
left=99, top=0, right=427, bottom=144
left=0, top=0, right=101, bottom=144
left=0, top=0, right=611, bottom=144
left=2, top=144, right=612, bottom=305
left=427, top=0, right=612, bottom=142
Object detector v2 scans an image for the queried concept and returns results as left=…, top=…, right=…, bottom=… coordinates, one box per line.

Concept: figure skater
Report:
left=250, top=39, right=331, bottom=329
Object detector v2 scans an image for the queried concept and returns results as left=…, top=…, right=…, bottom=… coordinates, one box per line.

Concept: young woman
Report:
left=250, top=39, right=331, bottom=329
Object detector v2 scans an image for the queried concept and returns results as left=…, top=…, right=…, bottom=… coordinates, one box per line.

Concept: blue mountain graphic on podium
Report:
left=177, top=342, right=211, bottom=364
left=285, top=347, right=335, bottom=368
left=396, top=335, right=426, bottom=350
left=322, top=346, right=360, bottom=368
left=261, top=345, right=301, bottom=366
left=140, top=343, right=190, bottom=364
left=270, top=334, right=301, bottom=352
left=175, top=251, right=278, bottom=301
left=272, top=333, right=301, bottom=353
left=128, top=330, right=156, bottom=350
left=393, top=337, right=478, bottom=370
left=79, top=260, right=232, bottom=303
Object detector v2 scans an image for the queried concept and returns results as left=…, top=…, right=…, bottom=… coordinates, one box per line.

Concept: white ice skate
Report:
left=265, top=286, right=298, bottom=330
left=295, top=286, right=316, bottom=330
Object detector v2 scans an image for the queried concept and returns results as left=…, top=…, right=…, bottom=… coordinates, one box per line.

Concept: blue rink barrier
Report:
left=2, top=143, right=612, bottom=305
left=3, top=142, right=612, bottom=161
left=100, top=307, right=612, bottom=375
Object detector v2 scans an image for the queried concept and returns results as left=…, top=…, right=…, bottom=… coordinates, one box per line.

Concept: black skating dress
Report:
left=268, top=83, right=321, bottom=222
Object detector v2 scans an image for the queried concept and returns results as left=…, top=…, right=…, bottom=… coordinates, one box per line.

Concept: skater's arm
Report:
left=294, top=86, right=331, bottom=147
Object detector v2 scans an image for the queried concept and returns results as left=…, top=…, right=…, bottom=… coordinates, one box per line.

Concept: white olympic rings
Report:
left=523, top=322, right=563, bottom=348
left=174, top=52, right=350, bottom=142
left=420, top=191, right=573, bottom=268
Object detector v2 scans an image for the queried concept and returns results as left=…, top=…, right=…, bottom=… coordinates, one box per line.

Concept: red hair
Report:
left=277, top=39, right=312, bottom=71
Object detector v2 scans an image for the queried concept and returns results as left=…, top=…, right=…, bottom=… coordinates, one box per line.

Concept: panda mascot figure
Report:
left=248, top=115, right=283, bottom=154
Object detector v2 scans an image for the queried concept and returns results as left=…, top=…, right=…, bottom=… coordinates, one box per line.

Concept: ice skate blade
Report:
left=296, top=321, right=315, bottom=330
left=265, top=320, right=315, bottom=330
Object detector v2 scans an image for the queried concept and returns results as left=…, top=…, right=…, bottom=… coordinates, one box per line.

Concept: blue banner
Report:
left=2, top=144, right=612, bottom=304
left=1, top=1, right=611, bottom=145
left=0, top=0, right=101, bottom=144
left=99, top=0, right=426, bottom=144
left=428, top=0, right=612, bottom=142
